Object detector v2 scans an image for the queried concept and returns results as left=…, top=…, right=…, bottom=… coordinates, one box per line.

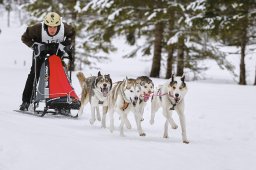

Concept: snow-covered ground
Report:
left=0, top=11, right=256, bottom=170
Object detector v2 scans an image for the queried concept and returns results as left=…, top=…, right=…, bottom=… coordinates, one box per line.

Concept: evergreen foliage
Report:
left=7, top=0, right=256, bottom=84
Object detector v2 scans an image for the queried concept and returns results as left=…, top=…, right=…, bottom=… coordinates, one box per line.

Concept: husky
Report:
left=150, top=74, right=189, bottom=144
left=131, top=76, right=154, bottom=136
left=108, top=77, right=141, bottom=136
left=77, top=71, right=112, bottom=127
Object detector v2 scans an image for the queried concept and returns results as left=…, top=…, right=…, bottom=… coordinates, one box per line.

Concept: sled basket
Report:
left=34, top=54, right=80, bottom=111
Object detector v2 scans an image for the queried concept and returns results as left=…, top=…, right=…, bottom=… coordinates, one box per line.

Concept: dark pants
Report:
left=22, top=56, right=44, bottom=103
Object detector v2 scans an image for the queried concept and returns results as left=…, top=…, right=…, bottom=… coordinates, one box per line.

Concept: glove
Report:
left=64, top=45, right=73, bottom=54
left=45, top=43, right=59, bottom=55
left=58, top=43, right=73, bottom=59
left=32, top=42, right=46, bottom=57
left=65, top=45, right=73, bottom=60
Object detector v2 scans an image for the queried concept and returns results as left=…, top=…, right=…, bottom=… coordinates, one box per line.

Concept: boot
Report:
left=19, top=102, right=29, bottom=111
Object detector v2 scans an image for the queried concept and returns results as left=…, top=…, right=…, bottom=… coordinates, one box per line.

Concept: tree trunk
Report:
left=239, top=19, right=248, bottom=85
left=239, top=42, right=246, bottom=85
left=150, top=21, right=164, bottom=78
left=166, top=11, right=175, bottom=79
left=7, top=8, right=10, bottom=27
left=254, top=66, right=256, bottom=85
left=166, top=45, right=174, bottom=78
left=69, top=5, right=78, bottom=71
left=176, top=35, right=185, bottom=76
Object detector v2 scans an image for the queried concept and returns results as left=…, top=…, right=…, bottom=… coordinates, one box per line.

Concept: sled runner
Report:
left=27, top=43, right=80, bottom=117
left=13, top=109, right=78, bottom=119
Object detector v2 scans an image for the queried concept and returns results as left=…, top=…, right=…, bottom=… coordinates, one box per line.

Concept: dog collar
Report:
left=121, top=101, right=129, bottom=111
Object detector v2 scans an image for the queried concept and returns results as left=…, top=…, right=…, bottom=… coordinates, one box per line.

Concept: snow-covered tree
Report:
left=204, top=0, right=256, bottom=85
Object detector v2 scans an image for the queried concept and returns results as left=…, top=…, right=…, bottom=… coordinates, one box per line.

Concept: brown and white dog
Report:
left=131, top=76, right=154, bottom=136
left=150, top=74, right=189, bottom=144
left=108, top=77, right=141, bottom=136
left=77, top=71, right=112, bottom=127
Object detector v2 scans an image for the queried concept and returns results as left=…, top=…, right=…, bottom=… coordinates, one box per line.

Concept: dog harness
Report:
left=121, top=101, right=129, bottom=111
left=120, top=86, right=131, bottom=111
left=156, top=88, right=176, bottom=110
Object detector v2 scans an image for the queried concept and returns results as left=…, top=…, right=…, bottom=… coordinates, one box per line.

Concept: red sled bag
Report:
left=34, top=54, right=80, bottom=116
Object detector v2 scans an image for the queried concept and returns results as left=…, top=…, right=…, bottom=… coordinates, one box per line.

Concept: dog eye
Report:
left=179, top=87, right=183, bottom=90
left=144, top=86, right=147, bottom=88
left=173, top=87, right=176, bottom=89
left=130, top=90, right=133, bottom=92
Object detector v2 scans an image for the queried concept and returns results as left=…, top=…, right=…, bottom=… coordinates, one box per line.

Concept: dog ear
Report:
left=169, top=74, right=176, bottom=86
left=106, top=74, right=112, bottom=89
left=109, top=78, right=112, bottom=90
left=181, top=74, right=185, bottom=83
left=98, top=71, right=102, bottom=76
left=123, top=77, right=128, bottom=89
left=171, top=74, right=175, bottom=83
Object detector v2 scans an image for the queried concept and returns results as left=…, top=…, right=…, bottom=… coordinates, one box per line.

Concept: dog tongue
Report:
left=144, top=94, right=150, bottom=102
left=175, top=98, right=180, bottom=102
left=102, top=88, right=108, bottom=97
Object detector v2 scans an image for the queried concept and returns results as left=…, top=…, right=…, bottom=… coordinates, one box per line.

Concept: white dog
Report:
left=150, top=74, right=189, bottom=144
left=108, top=77, right=141, bottom=136
left=131, top=76, right=154, bottom=136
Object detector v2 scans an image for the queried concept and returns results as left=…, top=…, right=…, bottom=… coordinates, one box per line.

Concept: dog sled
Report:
left=18, top=43, right=81, bottom=117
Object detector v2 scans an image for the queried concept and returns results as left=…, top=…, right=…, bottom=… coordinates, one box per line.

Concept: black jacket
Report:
left=21, top=22, right=75, bottom=48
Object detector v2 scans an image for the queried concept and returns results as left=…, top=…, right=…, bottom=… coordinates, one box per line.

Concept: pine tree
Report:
left=150, top=21, right=164, bottom=77
left=254, top=67, right=256, bottom=85
left=205, top=0, right=256, bottom=85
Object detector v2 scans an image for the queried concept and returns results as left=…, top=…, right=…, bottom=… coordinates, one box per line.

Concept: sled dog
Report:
left=150, top=74, right=189, bottom=144
left=108, top=77, right=141, bottom=136
left=77, top=71, right=112, bottom=127
left=131, top=76, right=154, bottom=136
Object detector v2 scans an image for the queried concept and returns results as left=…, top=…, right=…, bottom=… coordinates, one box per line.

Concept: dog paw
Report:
left=126, top=125, right=131, bottom=129
left=183, top=140, right=189, bottom=144
left=125, top=122, right=131, bottom=129
left=171, top=124, right=178, bottom=129
left=150, top=119, right=154, bottom=125
left=89, top=119, right=95, bottom=125
left=101, top=124, right=106, bottom=128
left=109, top=127, right=114, bottom=133
left=97, top=115, right=101, bottom=121
left=163, top=135, right=168, bottom=138
left=139, top=133, right=146, bottom=136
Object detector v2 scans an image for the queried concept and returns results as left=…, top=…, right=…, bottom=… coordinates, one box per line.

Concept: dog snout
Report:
left=134, top=96, right=138, bottom=101
left=103, top=83, right=107, bottom=87
left=175, top=93, right=179, bottom=97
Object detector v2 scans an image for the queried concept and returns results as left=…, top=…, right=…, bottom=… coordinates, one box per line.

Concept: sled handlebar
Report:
left=33, top=42, right=73, bottom=60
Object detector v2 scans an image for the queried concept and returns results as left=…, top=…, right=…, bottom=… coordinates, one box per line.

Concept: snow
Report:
left=1, top=11, right=256, bottom=170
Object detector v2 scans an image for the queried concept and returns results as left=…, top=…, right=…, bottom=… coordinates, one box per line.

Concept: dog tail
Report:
left=76, top=72, right=86, bottom=88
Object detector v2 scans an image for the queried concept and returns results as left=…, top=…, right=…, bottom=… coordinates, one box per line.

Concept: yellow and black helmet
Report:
left=44, top=12, right=61, bottom=27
